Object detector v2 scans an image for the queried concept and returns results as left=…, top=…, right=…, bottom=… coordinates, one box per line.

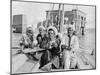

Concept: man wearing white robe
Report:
left=62, top=27, right=79, bottom=70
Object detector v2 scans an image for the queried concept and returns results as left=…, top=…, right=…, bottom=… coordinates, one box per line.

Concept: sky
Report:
left=12, top=1, right=95, bottom=29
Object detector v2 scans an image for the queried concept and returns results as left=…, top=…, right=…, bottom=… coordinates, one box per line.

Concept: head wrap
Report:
left=26, top=25, right=34, bottom=34
left=47, top=26, right=58, bottom=35
left=38, top=26, right=45, bottom=31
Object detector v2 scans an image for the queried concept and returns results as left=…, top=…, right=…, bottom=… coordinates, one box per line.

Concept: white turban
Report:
left=26, top=24, right=33, bottom=28
left=47, top=26, right=58, bottom=35
left=26, top=25, right=34, bottom=33
left=38, top=26, right=45, bottom=30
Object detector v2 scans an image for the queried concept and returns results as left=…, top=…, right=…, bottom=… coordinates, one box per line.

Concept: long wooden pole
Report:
left=61, top=4, right=64, bottom=33
left=59, top=4, right=64, bottom=33
left=58, top=4, right=61, bottom=32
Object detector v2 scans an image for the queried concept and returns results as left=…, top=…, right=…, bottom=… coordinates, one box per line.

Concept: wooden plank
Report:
left=12, top=49, right=21, bottom=55
left=23, top=47, right=45, bottom=53
left=12, top=47, right=45, bottom=54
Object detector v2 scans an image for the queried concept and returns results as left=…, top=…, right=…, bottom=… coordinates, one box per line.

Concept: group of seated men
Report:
left=19, top=23, right=79, bottom=70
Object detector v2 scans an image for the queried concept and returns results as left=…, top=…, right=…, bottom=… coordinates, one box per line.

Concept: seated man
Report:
left=39, top=26, right=61, bottom=70
left=36, top=26, right=48, bottom=49
left=19, top=25, right=38, bottom=61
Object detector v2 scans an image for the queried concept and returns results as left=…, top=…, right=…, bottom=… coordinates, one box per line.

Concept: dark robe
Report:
left=39, top=35, right=61, bottom=69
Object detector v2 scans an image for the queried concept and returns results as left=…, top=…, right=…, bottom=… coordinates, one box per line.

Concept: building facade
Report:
left=64, top=9, right=86, bottom=35
left=45, top=9, right=86, bottom=35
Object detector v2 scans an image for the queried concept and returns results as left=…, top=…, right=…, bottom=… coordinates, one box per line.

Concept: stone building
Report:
left=64, top=9, right=86, bottom=35
left=45, top=9, right=86, bottom=35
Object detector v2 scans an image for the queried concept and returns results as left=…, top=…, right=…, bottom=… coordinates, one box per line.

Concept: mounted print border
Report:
left=10, top=0, right=96, bottom=74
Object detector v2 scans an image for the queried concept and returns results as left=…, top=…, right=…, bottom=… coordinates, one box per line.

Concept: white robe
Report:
left=63, top=35, right=79, bottom=69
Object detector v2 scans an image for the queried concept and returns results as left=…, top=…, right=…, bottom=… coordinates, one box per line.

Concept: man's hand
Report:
left=61, top=45, right=67, bottom=49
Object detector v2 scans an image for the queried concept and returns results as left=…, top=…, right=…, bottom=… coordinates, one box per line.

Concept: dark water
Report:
left=12, top=29, right=95, bottom=50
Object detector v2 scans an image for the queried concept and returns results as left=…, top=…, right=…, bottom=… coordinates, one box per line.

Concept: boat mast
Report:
left=59, top=4, right=64, bottom=33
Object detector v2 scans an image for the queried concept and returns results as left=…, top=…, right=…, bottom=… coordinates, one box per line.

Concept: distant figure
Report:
left=19, top=25, right=37, bottom=49
left=19, top=25, right=38, bottom=61
left=54, top=15, right=59, bottom=25
left=81, top=26, right=85, bottom=36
